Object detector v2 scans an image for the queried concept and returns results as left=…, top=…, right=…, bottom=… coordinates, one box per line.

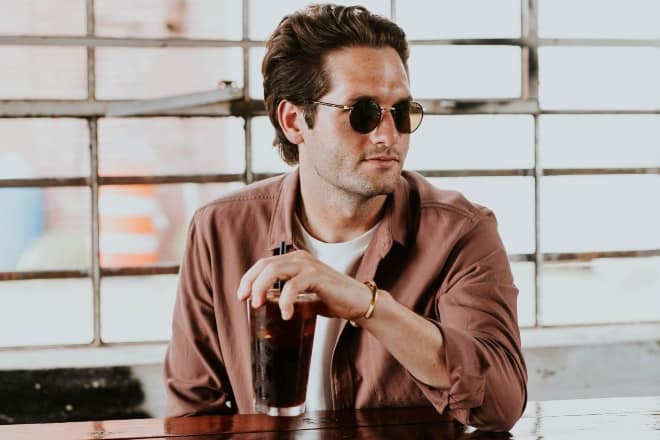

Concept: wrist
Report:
left=349, top=280, right=379, bottom=327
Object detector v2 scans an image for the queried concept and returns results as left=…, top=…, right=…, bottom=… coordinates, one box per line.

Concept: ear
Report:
left=277, top=100, right=305, bottom=145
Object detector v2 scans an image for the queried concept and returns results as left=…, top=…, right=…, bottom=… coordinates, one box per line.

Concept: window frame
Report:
left=0, top=0, right=658, bottom=350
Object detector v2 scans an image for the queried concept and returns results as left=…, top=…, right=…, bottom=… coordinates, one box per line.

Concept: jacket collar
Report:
left=266, top=169, right=301, bottom=254
left=266, top=169, right=412, bottom=257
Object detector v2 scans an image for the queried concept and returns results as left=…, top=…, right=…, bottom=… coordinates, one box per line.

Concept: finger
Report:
left=250, top=261, right=285, bottom=298
left=250, top=286, right=268, bottom=309
left=278, top=275, right=308, bottom=320
left=239, top=251, right=314, bottom=307
left=237, top=257, right=269, bottom=301
left=251, top=257, right=309, bottom=303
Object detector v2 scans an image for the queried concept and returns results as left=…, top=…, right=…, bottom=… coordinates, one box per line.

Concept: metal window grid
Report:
left=0, top=0, right=658, bottom=349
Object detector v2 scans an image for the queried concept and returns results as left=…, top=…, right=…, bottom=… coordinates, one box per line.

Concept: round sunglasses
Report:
left=313, top=98, right=424, bottom=134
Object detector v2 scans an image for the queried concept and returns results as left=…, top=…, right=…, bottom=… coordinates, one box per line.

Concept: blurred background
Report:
left=0, top=0, right=658, bottom=424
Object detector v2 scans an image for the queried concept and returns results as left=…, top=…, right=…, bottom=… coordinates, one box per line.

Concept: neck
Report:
left=297, top=180, right=387, bottom=244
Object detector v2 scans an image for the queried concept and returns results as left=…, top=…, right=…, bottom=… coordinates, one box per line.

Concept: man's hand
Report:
left=238, top=250, right=450, bottom=389
left=236, top=250, right=371, bottom=321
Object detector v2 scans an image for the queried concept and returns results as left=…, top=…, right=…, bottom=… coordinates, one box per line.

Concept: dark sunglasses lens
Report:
left=393, top=101, right=424, bottom=134
left=350, top=99, right=381, bottom=134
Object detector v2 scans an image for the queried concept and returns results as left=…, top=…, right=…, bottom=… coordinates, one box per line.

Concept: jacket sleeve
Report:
left=163, top=211, right=235, bottom=417
left=417, top=208, right=528, bottom=431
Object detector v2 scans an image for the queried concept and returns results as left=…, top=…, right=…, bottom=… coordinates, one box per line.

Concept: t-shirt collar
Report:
left=267, top=169, right=412, bottom=257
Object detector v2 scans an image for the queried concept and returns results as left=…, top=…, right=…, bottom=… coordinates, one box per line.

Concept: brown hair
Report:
left=262, top=4, right=409, bottom=165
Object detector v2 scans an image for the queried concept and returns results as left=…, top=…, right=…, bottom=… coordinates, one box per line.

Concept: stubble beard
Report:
left=303, top=139, right=406, bottom=204
left=315, top=160, right=401, bottom=202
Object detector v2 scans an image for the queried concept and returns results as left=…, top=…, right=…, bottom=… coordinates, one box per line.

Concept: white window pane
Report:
left=540, top=115, right=660, bottom=168
left=98, top=117, right=245, bottom=175
left=251, top=117, right=296, bottom=174
left=429, top=177, right=535, bottom=255
left=0, top=47, right=86, bottom=99
left=253, top=46, right=523, bottom=101
left=0, top=279, right=93, bottom=347
left=248, top=0, right=391, bottom=40
left=406, top=115, right=534, bottom=170
left=0, top=187, right=91, bottom=271
left=540, top=258, right=660, bottom=325
left=398, top=0, right=520, bottom=39
left=539, top=47, right=659, bottom=110
left=410, top=46, right=521, bottom=99
left=99, top=182, right=243, bottom=268
left=0, top=0, right=85, bottom=36
left=540, top=175, right=660, bottom=253
left=249, top=47, right=266, bottom=99
left=0, top=119, right=89, bottom=178
left=512, top=262, right=536, bottom=328
left=101, top=275, right=177, bottom=342
left=539, top=0, right=659, bottom=39
left=96, top=47, right=242, bottom=99
left=95, top=0, right=242, bottom=39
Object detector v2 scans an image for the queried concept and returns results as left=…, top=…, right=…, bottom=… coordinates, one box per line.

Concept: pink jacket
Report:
left=164, top=170, right=527, bottom=431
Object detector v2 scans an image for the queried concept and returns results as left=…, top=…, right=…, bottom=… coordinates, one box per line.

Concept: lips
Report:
left=364, top=155, right=399, bottom=162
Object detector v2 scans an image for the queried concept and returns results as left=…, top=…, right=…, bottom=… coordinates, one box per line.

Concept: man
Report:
left=164, top=4, right=527, bottom=432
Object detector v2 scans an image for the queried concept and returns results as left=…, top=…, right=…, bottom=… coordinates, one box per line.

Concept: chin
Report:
left=354, top=179, right=398, bottom=198
left=330, top=168, right=401, bottom=198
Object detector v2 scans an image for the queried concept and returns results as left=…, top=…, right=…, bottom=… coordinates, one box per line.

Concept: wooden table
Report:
left=1, top=396, right=658, bottom=439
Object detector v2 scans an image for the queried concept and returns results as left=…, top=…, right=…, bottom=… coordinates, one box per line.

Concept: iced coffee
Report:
left=249, top=289, right=319, bottom=416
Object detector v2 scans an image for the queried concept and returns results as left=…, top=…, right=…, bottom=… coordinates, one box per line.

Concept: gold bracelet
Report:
left=349, top=280, right=379, bottom=328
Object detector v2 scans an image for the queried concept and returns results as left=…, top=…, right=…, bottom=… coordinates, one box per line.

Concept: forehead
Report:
left=322, top=46, right=411, bottom=101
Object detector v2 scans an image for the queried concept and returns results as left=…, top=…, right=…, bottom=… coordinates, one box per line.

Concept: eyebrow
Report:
left=348, top=95, right=414, bottom=105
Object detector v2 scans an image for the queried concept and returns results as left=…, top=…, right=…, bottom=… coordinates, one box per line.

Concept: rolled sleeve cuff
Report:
left=413, top=319, right=489, bottom=425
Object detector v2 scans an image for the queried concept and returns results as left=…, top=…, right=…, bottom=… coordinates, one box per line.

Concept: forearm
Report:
left=357, top=289, right=450, bottom=389
left=356, top=288, right=526, bottom=431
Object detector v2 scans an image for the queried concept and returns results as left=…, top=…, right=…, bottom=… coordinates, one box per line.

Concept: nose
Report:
left=369, top=108, right=400, bottom=147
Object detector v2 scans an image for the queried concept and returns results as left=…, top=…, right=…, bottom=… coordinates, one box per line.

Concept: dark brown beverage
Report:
left=249, top=290, right=319, bottom=416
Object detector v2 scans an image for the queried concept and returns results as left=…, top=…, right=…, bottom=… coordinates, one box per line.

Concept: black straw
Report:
left=277, top=241, right=286, bottom=290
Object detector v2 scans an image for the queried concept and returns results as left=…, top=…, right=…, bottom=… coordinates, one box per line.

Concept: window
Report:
left=0, top=0, right=658, bottom=349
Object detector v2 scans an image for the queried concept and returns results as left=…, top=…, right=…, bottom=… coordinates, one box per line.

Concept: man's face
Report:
left=297, top=46, right=412, bottom=199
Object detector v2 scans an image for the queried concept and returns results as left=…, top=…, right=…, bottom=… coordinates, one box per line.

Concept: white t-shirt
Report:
left=294, top=215, right=379, bottom=411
